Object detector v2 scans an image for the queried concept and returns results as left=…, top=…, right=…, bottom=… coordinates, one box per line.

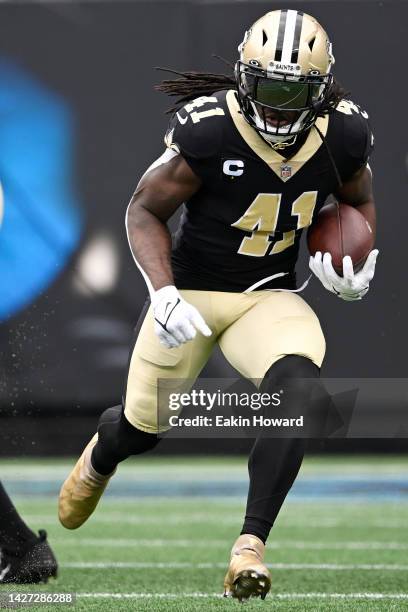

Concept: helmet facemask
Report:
left=235, top=10, right=335, bottom=149
left=236, top=60, right=333, bottom=149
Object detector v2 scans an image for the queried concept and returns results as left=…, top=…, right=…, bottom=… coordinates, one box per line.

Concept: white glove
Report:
left=152, top=285, right=212, bottom=348
left=309, top=250, right=379, bottom=301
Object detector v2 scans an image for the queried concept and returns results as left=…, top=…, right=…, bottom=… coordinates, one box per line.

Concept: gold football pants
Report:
left=124, top=290, right=326, bottom=433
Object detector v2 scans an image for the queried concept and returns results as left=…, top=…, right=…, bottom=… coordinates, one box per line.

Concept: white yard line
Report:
left=22, top=514, right=408, bottom=529
left=76, top=592, right=408, bottom=600
left=62, top=561, right=408, bottom=571
left=53, top=538, right=408, bottom=550
left=1, top=464, right=407, bottom=479
left=10, top=495, right=408, bottom=506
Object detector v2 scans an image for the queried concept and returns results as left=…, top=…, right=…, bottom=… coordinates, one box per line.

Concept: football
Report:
left=307, top=202, right=374, bottom=275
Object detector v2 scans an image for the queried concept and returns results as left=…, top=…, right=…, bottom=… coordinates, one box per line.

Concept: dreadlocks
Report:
left=155, top=66, right=348, bottom=117
left=155, top=67, right=235, bottom=113
left=316, top=79, right=349, bottom=116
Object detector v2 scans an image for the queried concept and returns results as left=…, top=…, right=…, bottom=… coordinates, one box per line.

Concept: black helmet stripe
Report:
left=291, top=12, right=304, bottom=63
left=275, top=10, right=304, bottom=65
left=274, top=9, right=288, bottom=62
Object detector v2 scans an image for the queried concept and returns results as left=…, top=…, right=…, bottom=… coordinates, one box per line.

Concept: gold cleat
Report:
left=58, top=434, right=115, bottom=529
left=223, top=534, right=271, bottom=602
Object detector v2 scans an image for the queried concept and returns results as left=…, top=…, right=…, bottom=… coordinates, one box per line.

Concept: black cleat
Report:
left=0, top=530, right=58, bottom=584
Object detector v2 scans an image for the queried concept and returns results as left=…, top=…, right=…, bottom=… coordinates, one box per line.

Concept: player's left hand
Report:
left=309, top=249, right=379, bottom=301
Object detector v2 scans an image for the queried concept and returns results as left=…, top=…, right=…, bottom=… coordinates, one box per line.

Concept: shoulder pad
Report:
left=164, top=95, right=226, bottom=160
left=335, top=99, right=374, bottom=162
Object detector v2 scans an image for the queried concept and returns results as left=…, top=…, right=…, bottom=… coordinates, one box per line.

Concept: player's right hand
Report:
left=309, top=250, right=379, bottom=301
left=152, top=285, right=212, bottom=348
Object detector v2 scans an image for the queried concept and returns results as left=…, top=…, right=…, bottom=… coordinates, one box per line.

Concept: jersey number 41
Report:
left=232, top=191, right=318, bottom=257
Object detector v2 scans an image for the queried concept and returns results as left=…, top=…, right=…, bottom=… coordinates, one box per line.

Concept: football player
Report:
left=0, top=481, right=58, bottom=583
left=59, top=10, right=378, bottom=600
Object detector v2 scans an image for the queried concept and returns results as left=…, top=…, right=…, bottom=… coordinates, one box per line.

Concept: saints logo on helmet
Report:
left=235, top=10, right=335, bottom=148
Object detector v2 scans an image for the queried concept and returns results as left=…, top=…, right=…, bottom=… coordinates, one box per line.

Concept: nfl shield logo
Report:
left=280, top=164, right=292, bottom=179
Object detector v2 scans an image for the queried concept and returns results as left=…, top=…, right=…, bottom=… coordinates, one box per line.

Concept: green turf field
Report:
left=1, top=456, right=407, bottom=611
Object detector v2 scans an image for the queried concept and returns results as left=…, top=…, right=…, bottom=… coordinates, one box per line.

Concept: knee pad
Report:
left=260, top=356, right=320, bottom=423
left=98, top=405, right=123, bottom=427
left=261, top=355, right=319, bottom=396
left=261, top=355, right=319, bottom=392
left=97, top=405, right=159, bottom=459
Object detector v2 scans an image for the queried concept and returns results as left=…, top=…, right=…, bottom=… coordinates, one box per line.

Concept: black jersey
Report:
left=165, top=90, right=374, bottom=292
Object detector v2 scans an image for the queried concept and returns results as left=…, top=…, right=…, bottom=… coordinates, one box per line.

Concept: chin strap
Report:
left=260, top=133, right=298, bottom=150
left=271, top=138, right=297, bottom=150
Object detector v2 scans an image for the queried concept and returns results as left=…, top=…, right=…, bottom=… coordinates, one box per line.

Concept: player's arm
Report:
left=127, top=153, right=199, bottom=291
left=126, top=152, right=212, bottom=348
left=309, top=164, right=379, bottom=301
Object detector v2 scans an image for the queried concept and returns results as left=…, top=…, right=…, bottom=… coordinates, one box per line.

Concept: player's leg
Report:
left=241, top=355, right=319, bottom=544
left=218, top=291, right=325, bottom=600
left=222, top=357, right=316, bottom=601
left=59, top=291, right=216, bottom=529
left=91, top=404, right=159, bottom=476
left=0, top=481, right=58, bottom=583
left=0, top=481, right=37, bottom=551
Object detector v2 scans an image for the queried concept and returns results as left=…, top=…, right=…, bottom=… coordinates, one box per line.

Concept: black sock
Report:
left=241, top=356, right=319, bottom=543
left=241, top=437, right=305, bottom=543
left=0, top=481, right=37, bottom=555
left=91, top=405, right=160, bottom=475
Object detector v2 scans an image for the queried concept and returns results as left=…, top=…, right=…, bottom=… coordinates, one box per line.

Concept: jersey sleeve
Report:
left=163, top=95, right=225, bottom=181
left=335, top=99, right=375, bottom=182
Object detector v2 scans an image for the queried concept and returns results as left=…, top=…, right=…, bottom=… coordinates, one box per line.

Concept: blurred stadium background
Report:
left=0, top=0, right=407, bottom=608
